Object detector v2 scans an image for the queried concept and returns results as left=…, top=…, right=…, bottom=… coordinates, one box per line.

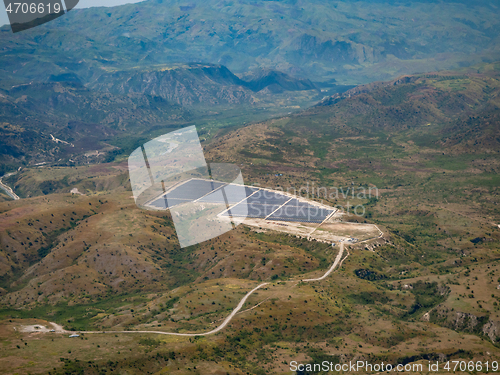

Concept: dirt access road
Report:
left=27, top=243, right=346, bottom=337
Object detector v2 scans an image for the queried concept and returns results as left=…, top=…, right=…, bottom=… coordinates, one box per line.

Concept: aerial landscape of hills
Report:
left=0, top=0, right=500, bottom=374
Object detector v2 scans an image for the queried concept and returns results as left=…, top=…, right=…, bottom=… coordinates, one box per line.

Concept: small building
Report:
left=69, top=334, right=80, bottom=338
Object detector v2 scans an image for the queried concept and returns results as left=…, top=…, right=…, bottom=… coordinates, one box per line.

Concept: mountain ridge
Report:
left=87, top=63, right=318, bottom=105
left=2, top=0, right=500, bottom=85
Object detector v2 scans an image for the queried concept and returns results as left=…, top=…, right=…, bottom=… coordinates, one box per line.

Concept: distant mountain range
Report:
left=88, top=63, right=317, bottom=106
left=0, top=80, right=190, bottom=173
left=206, top=61, right=500, bottom=173
left=1, top=0, right=500, bottom=85
left=0, top=63, right=323, bottom=172
left=2, top=0, right=500, bottom=173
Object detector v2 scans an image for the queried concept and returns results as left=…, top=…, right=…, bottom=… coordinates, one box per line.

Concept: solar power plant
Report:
left=223, top=202, right=284, bottom=218
left=149, top=179, right=227, bottom=208
left=166, top=179, right=226, bottom=200
left=149, top=197, right=190, bottom=209
left=150, top=180, right=335, bottom=223
left=198, top=184, right=259, bottom=204
left=267, top=209, right=333, bottom=223
left=245, top=190, right=291, bottom=206
left=220, top=190, right=290, bottom=218
left=277, top=198, right=315, bottom=208
left=266, top=198, right=334, bottom=223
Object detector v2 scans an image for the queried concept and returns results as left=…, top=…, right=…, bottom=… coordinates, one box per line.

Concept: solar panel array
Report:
left=148, top=179, right=334, bottom=223
left=149, top=179, right=226, bottom=209
left=198, top=185, right=258, bottom=204
left=267, top=198, right=334, bottom=223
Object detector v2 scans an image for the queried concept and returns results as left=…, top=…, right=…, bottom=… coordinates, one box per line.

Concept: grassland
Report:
left=1, top=66, right=500, bottom=374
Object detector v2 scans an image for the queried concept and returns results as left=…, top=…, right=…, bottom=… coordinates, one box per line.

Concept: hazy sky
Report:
left=1, top=0, right=145, bottom=27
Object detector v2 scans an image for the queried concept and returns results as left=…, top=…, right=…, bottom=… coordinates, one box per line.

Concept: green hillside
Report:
left=1, top=63, right=499, bottom=374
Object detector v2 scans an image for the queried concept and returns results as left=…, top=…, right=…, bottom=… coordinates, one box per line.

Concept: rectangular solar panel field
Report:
left=149, top=180, right=335, bottom=223
left=266, top=198, right=334, bottom=222
left=279, top=198, right=319, bottom=208
left=273, top=199, right=330, bottom=212
left=149, top=196, right=192, bottom=209
left=266, top=208, right=333, bottom=223
left=223, top=203, right=283, bottom=218
left=246, top=191, right=290, bottom=206
left=198, top=184, right=258, bottom=204
left=148, top=179, right=227, bottom=208
left=166, top=179, right=226, bottom=200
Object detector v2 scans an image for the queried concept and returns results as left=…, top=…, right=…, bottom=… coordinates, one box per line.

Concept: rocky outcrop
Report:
left=455, top=312, right=479, bottom=331
left=430, top=306, right=500, bottom=344
left=482, top=320, right=500, bottom=343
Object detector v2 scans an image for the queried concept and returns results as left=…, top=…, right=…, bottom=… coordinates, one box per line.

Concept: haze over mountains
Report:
left=2, top=0, right=500, bottom=172
left=0, top=64, right=323, bottom=172
left=88, top=64, right=318, bottom=105
left=1, top=0, right=500, bottom=86
left=1, top=0, right=500, bottom=373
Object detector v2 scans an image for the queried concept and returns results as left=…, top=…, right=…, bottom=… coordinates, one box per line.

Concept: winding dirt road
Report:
left=25, top=243, right=347, bottom=337
left=302, top=242, right=344, bottom=282
left=82, top=282, right=270, bottom=337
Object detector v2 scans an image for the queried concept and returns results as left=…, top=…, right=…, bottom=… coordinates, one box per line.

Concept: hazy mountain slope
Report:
left=242, top=70, right=317, bottom=93
left=87, top=63, right=317, bottom=105
left=0, top=62, right=326, bottom=172
left=0, top=81, right=190, bottom=173
left=88, top=64, right=253, bottom=107
left=1, top=0, right=500, bottom=85
left=206, top=70, right=500, bottom=184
